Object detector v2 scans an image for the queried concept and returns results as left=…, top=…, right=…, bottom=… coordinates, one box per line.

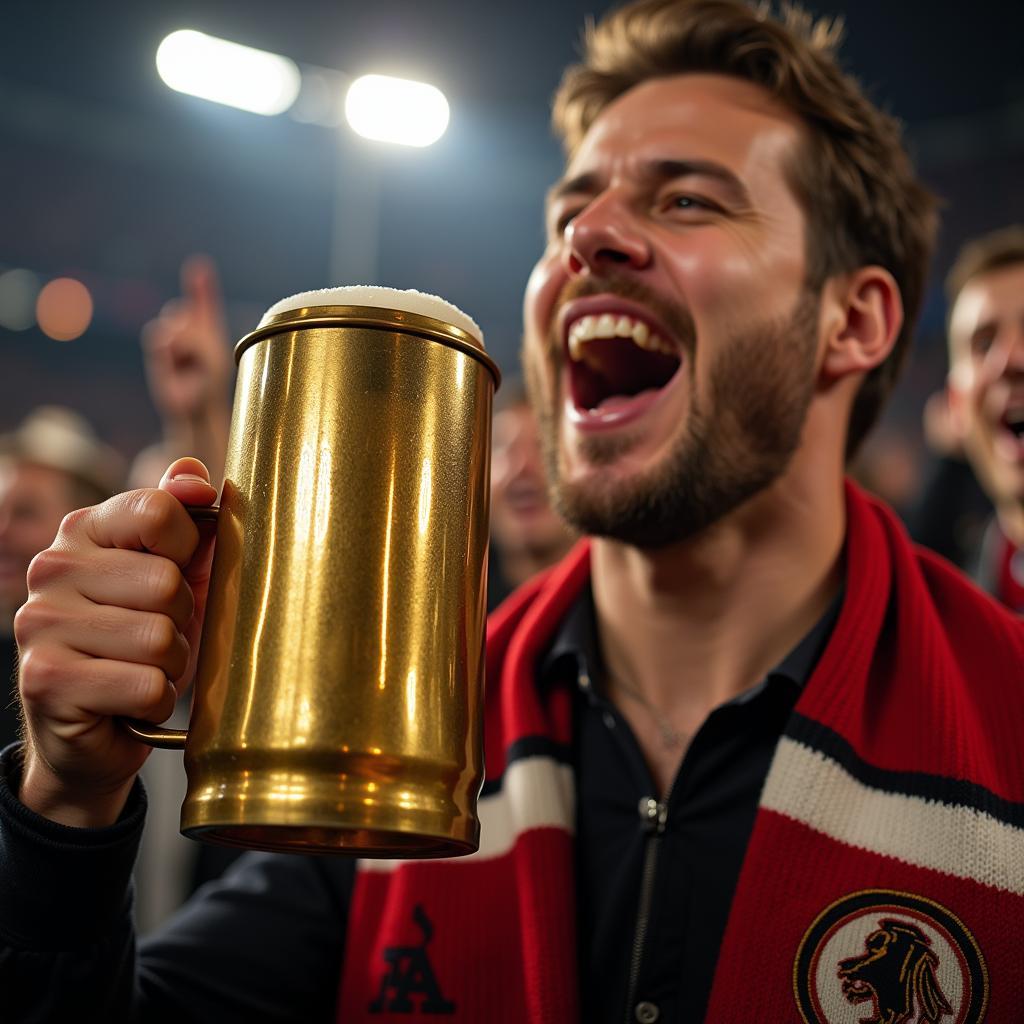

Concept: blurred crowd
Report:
left=3, top=222, right=1023, bottom=928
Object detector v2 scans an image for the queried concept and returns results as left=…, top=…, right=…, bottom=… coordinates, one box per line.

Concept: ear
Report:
left=818, top=267, right=903, bottom=384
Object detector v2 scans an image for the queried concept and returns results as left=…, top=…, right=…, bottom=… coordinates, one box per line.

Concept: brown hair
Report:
left=552, top=0, right=937, bottom=458
left=946, top=225, right=1024, bottom=308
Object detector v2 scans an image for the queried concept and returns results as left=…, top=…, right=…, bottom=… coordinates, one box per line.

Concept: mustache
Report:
left=550, top=274, right=696, bottom=358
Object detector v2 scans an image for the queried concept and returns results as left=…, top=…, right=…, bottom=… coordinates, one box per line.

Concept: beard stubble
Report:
left=525, top=279, right=821, bottom=549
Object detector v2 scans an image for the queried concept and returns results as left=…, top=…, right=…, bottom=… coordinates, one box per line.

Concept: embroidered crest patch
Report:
left=794, top=889, right=988, bottom=1024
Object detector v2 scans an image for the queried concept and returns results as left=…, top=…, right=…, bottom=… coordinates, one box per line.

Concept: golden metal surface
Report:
left=170, top=309, right=494, bottom=856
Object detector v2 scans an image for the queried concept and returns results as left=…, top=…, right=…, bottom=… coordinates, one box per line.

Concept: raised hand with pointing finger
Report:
left=130, top=257, right=233, bottom=488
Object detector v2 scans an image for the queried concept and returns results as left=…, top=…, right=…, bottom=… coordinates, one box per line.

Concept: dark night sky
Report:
left=2, top=0, right=1023, bottom=455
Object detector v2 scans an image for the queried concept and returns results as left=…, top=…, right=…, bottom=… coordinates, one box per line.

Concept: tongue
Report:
left=594, top=393, right=649, bottom=413
left=571, top=337, right=681, bottom=411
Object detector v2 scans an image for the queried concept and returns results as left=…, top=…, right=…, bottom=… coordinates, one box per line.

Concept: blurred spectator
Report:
left=129, top=255, right=233, bottom=488
left=0, top=407, right=123, bottom=748
left=931, top=225, right=1024, bottom=607
left=907, top=390, right=991, bottom=570
left=487, top=380, right=575, bottom=610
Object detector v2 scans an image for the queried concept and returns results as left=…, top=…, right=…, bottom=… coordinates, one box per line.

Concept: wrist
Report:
left=18, top=748, right=134, bottom=829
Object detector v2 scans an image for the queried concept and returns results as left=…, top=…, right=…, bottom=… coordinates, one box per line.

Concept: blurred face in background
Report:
left=490, top=402, right=573, bottom=566
left=947, top=262, right=1024, bottom=513
left=0, top=460, right=77, bottom=616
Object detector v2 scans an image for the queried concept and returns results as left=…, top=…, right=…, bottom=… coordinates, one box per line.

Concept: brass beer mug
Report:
left=127, top=286, right=499, bottom=858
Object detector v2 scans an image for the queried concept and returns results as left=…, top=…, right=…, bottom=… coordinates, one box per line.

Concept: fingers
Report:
left=20, top=648, right=177, bottom=730
left=75, top=660, right=179, bottom=722
left=62, top=487, right=202, bottom=568
left=36, top=546, right=195, bottom=630
left=159, top=457, right=217, bottom=504
left=180, top=254, right=224, bottom=329
left=16, top=597, right=191, bottom=684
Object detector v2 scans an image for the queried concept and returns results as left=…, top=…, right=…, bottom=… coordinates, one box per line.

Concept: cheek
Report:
left=490, top=454, right=511, bottom=494
left=663, top=233, right=802, bottom=324
left=523, top=249, right=566, bottom=345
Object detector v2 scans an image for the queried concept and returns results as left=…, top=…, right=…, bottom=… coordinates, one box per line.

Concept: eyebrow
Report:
left=548, top=159, right=751, bottom=208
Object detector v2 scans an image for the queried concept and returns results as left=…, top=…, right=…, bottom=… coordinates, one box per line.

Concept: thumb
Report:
left=159, top=457, right=218, bottom=506
left=159, top=458, right=219, bottom=694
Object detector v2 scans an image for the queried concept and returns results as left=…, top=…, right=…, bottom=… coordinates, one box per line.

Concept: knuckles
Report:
left=145, top=614, right=180, bottom=659
left=12, top=597, right=59, bottom=646
left=130, top=487, right=187, bottom=536
left=16, top=645, right=69, bottom=702
left=147, top=557, right=188, bottom=611
left=56, top=505, right=93, bottom=538
left=132, top=666, right=175, bottom=720
left=25, top=546, right=76, bottom=593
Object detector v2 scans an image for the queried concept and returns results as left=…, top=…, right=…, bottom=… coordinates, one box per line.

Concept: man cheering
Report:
left=3, top=2, right=1021, bottom=1022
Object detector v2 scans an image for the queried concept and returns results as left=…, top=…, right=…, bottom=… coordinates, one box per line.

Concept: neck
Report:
left=591, top=461, right=844, bottom=724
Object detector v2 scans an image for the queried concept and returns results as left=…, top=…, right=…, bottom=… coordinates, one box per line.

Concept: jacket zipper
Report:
left=623, top=795, right=668, bottom=1022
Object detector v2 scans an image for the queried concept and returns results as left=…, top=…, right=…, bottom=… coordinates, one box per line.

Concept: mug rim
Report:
left=234, top=304, right=502, bottom=388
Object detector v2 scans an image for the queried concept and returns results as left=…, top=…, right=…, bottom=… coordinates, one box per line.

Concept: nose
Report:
left=563, top=192, right=650, bottom=277
left=984, top=322, right=1024, bottom=379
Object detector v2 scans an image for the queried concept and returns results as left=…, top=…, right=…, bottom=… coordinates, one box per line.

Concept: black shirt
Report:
left=544, top=587, right=839, bottom=1024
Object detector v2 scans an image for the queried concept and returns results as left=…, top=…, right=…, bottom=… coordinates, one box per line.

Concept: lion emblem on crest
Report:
left=836, top=918, right=953, bottom=1024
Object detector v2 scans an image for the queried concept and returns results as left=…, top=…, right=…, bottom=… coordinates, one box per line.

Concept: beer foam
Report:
left=260, top=286, right=483, bottom=345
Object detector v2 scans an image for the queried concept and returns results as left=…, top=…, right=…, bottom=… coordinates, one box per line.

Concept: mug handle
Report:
left=121, top=503, right=220, bottom=750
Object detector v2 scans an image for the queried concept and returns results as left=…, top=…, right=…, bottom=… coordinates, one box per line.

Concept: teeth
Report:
left=566, top=312, right=675, bottom=360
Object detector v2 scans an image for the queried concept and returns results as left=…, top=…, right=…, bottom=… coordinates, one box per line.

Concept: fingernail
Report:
left=171, top=472, right=210, bottom=484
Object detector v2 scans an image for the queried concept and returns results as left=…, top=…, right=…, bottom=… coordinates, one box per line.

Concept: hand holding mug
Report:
left=15, top=459, right=217, bottom=828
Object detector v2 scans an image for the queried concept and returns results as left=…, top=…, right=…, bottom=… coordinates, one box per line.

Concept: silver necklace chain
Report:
left=607, top=674, right=687, bottom=750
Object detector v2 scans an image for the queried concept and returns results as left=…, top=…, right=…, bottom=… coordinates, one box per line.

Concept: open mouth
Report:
left=1001, top=406, right=1024, bottom=441
left=564, top=310, right=682, bottom=416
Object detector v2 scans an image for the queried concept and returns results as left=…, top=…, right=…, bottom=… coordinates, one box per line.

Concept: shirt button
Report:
left=602, top=711, right=616, bottom=730
left=634, top=1001, right=660, bottom=1023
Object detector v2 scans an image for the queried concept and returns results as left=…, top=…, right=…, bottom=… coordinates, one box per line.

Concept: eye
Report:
left=552, top=207, right=583, bottom=235
left=970, top=327, right=996, bottom=357
left=659, top=193, right=720, bottom=218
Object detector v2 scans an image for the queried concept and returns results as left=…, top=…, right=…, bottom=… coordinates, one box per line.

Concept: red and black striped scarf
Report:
left=337, top=482, right=1024, bottom=1022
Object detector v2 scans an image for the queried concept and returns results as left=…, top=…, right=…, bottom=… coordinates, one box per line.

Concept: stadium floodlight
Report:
left=345, top=74, right=450, bottom=147
left=156, top=30, right=301, bottom=116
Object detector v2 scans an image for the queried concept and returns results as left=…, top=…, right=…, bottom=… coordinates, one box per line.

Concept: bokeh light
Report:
left=156, top=30, right=301, bottom=116
left=36, top=277, right=93, bottom=341
left=345, top=75, right=450, bottom=147
left=0, top=269, right=41, bottom=331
